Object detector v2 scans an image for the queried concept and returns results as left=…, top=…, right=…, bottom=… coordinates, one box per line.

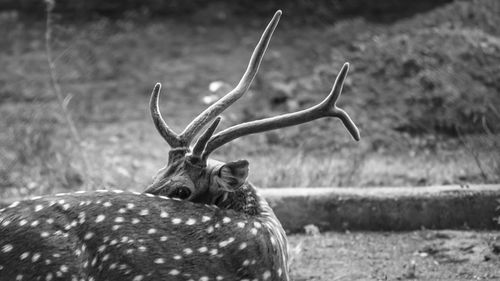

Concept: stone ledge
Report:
left=261, top=185, right=500, bottom=232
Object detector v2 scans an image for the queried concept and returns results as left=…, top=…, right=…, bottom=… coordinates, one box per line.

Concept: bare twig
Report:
left=482, top=116, right=500, bottom=181
left=457, top=127, right=488, bottom=182
left=44, top=0, right=92, bottom=190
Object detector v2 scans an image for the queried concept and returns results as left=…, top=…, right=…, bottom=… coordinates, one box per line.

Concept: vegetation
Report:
left=0, top=0, right=499, bottom=198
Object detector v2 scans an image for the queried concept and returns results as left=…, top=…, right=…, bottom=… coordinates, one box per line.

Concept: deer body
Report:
left=0, top=188, right=288, bottom=281
left=1, top=9, right=359, bottom=281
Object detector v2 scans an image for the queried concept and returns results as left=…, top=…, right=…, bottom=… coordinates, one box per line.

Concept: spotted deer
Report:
left=0, top=10, right=359, bottom=281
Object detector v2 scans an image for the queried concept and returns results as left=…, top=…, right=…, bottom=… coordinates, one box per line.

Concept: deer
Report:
left=0, top=10, right=359, bottom=281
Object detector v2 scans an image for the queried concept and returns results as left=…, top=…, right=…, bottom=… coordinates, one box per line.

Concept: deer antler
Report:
left=191, top=117, right=221, bottom=159
left=150, top=83, right=183, bottom=147
left=150, top=11, right=282, bottom=149
left=201, top=63, right=360, bottom=159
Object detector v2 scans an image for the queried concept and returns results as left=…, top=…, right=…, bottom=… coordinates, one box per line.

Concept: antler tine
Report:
left=202, top=63, right=360, bottom=159
left=150, top=83, right=183, bottom=147
left=320, top=63, right=360, bottom=141
left=191, top=117, right=221, bottom=159
left=178, top=10, right=282, bottom=146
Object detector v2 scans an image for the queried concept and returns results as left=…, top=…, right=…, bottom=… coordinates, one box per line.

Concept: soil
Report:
left=289, top=230, right=500, bottom=281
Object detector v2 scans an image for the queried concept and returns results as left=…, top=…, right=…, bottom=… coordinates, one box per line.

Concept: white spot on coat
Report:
left=114, top=216, right=125, bottom=223
left=20, top=252, right=30, bottom=260
left=1, top=244, right=13, bottom=253
left=154, top=258, right=165, bottom=264
left=95, top=215, right=106, bottom=223
left=206, top=226, right=214, bottom=233
left=219, top=237, right=235, bottom=248
left=8, top=201, right=20, bottom=208
left=84, top=232, right=94, bottom=240
left=160, top=210, right=168, bottom=218
left=32, top=252, right=41, bottom=262
left=169, top=269, right=180, bottom=275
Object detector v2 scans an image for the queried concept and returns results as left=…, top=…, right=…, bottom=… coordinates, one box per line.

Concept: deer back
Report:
left=0, top=190, right=288, bottom=281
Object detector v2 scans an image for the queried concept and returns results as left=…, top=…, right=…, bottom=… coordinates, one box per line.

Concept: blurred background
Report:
left=0, top=0, right=499, bottom=198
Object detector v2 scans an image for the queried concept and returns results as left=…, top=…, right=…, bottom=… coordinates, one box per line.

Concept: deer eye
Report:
left=170, top=187, right=191, bottom=200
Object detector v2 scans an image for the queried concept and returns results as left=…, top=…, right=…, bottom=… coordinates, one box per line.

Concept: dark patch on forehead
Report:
left=167, top=148, right=189, bottom=164
left=184, top=160, right=206, bottom=179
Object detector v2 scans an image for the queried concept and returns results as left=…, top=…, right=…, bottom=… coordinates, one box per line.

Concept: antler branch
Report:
left=202, top=63, right=360, bottom=159
left=191, top=117, right=221, bottom=159
left=150, top=83, right=183, bottom=147
left=178, top=10, right=282, bottom=146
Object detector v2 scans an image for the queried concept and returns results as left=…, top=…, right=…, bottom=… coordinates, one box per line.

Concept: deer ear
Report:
left=215, top=160, right=249, bottom=191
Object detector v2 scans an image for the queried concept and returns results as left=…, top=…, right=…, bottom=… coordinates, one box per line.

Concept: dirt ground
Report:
left=289, top=230, right=500, bottom=281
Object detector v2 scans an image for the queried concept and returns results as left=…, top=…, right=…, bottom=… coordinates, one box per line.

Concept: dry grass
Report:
left=1, top=1, right=499, bottom=198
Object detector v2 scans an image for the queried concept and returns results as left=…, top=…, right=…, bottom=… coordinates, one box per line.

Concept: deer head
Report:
left=144, top=10, right=360, bottom=205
